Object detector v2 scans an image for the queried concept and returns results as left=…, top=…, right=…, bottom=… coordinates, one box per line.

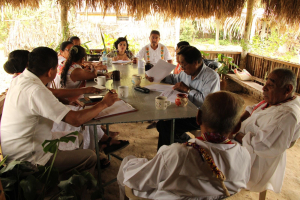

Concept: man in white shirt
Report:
left=1, top=47, right=119, bottom=176
left=234, top=68, right=300, bottom=193
left=136, top=30, right=173, bottom=65
left=117, top=91, right=251, bottom=200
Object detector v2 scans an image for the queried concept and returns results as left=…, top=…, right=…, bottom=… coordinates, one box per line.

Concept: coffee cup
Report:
left=155, top=96, right=171, bottom=110
left=94, top=76, right=106, bottom=86
left=133, top=57, right=138, bottom=64
left=175, top=93, right=188, bottom=107
left=118, top=86, right=129, bottom=98
left=111, top=70, right=121, bottom=81
left=131, top=74, right=142, bottom=87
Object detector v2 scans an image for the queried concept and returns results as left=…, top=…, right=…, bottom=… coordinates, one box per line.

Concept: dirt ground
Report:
left=100, top=93, right=300, bottom=200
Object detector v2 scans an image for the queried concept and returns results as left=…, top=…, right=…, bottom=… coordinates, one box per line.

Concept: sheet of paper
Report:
left=112, top=60, right=132, bottom=64
left=144, top=84, right=174, bottom=92
left=159, top=89, right=181, bottom=103
left=93, top=100, right=136, bottom=119
left=145, top=59, right=176, bottom=82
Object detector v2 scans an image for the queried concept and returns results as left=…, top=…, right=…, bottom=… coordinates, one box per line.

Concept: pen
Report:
left=109, top=89, right=116, bottom=94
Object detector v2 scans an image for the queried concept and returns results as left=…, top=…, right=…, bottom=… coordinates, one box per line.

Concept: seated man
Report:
left=117, top=91, right=251, bottom=199
left=234, top=68, right=300, bottom=193
left=147, top=46, right=220, bottom=150
left=136, top=30, right=173, bottom=65
left=69, top=36, right=81, bottom=46
left=0, top=47, right=123, bottom=176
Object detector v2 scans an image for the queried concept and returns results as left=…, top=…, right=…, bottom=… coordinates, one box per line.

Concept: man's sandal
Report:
left=101, top=137, right=129, bottom=154
left=100, top=158, right=110, bottom=169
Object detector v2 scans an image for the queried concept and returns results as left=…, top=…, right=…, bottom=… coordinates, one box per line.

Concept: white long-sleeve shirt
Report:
left=118, top=138, right=251, bottom=200
left=241, top=97, right=300, bottom=193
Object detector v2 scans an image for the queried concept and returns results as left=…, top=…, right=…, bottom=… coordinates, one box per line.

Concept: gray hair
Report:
left=201, top=91, right=244, bottom=135
left=271, top=68, right=297, bottom=94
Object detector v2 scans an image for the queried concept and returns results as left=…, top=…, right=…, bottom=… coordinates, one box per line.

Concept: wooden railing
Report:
left=246, top=53, right=300, bottom=93
left=201, top=51, right=241, bottom=67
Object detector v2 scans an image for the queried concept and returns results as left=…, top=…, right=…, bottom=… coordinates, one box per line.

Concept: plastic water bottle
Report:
left=102, top=51, right=107, bottom=65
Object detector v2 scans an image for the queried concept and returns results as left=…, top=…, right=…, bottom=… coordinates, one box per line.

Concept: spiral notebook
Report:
left=93, top=100, right=137, bottom=119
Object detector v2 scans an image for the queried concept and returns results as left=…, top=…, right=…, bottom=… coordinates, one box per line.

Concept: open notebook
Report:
left=92, top=100, right=137, bottom=119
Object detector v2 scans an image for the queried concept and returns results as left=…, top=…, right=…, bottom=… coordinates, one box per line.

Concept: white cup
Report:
left=118, top=86, right=129, bottom=98
left=94, top=76, right=106, bottom=86
left=131, top=74, right=142, bottom=87
left=138, top=60, right=145, bottom=68
left=155, top=96, right=171, bottom=110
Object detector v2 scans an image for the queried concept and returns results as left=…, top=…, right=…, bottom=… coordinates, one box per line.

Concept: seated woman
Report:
left=174, top=41, right=189, bottom=74
left=107, top=37, right=134, bottom=61
left=4, top=50, right=29, bottom=77
left=58, top=41, right=74, bottom=73
left=59, top=45, right=126, bottom=164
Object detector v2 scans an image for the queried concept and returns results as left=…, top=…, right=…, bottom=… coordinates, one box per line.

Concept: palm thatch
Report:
left=262, top=0, right=300, bottom=25
left=84, top=0, right=246, bottom=19
left=1, top=0, right=246, bottom=19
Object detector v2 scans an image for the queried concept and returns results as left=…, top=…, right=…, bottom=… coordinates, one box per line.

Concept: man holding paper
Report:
left=135, top=30, right=173, bottom=65
left=146, top=46, right=220, bottom=150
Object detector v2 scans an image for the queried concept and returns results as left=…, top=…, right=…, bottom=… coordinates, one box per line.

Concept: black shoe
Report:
left=146, top=122, right=157, bottom=129
left=102, top=137, right=130, bottom=154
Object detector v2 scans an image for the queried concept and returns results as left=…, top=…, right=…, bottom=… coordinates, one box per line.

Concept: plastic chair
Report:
left=258, top=140, right=297, bottom=200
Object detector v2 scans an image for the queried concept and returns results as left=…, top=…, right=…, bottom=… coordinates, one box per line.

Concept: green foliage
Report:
left=201, top=51, right=210, bottom=58
left=217, top=54, right=238, bottom=75
left=250, top=30, right=296, bottom=62
left=180, top=20, right=198, bottom=42
left=127, top=35, right=141, bottom=55
left=0, top=131, right=100, bottom=199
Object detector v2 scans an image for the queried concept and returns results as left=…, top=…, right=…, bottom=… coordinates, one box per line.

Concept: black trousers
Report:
left=156, top=117, right=199, bottom=151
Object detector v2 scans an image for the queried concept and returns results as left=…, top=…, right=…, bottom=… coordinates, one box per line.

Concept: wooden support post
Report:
left=261, top=20, right=266, bottom=40
left=215, top=19, right=220, bottom=46
left=60, top=3, right=68, bottom=40
left=240, top=0, right=255, bottom=69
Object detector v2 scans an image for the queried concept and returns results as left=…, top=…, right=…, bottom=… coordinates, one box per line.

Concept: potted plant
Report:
left=216, top=54, right=239, bottom=90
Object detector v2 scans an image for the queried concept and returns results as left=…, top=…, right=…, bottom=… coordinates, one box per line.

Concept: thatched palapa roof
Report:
left=1, top=0, right=300, bottom=25
left=262, top=0, right=300, bottom=24
left=1, top=0, right=246, bottom=19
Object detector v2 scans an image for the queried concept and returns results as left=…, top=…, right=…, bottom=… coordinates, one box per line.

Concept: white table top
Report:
left=84, top=64, right=198, bottom=125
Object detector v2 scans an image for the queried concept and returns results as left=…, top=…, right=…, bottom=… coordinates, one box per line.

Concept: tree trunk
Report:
left=60, top=4, right=68, bottom=40
left=215, top=19, right=220, bottom=46
left=261, top=20, right=266, bottom=40
left=240, top=0, right=254, bottom=69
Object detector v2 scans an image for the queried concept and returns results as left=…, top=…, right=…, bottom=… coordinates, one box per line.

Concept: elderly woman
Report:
left=234, top=68, right=300, bottom=194
left=107, top=37, right=134, bottom=61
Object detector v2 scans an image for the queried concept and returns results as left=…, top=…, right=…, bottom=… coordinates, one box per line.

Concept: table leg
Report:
left=94, top=125, right=104, bottom=199
left=106, top=124, right=111, bottom=161
left=170, top=119, right=175, bottom=144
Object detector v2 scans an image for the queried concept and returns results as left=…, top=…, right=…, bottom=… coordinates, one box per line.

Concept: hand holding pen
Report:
left=101, top=89, right=118, bottom=107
